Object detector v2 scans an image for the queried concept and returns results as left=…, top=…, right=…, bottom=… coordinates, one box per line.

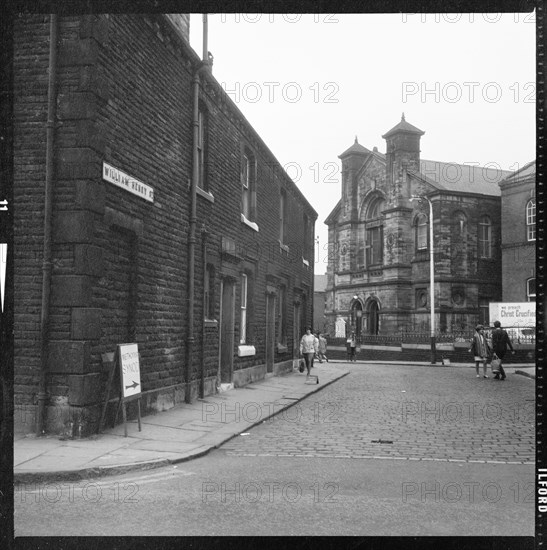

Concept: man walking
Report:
left=491, top=320, right=515, bottom=381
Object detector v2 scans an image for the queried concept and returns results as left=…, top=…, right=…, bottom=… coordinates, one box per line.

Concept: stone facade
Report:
left=313, top=274, right=328, bottom=334
left=498, top=161, right=536, bottom=302
left=13, top=14, right=316, bottom=435
left=325, top=115, right=508, bottom=337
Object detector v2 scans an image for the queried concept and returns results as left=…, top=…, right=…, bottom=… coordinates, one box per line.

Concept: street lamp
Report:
left=410, top=195, right=437, bottom=364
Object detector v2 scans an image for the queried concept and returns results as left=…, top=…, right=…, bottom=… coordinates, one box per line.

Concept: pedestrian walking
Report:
left=300, top=327, right=318, bottom=377
left=347, top=331, right=357, bottom=362
left=317, top=332, right=328, bottom=363
left=469, top=324, right=491, bottom=378
left=491, top=320, right=515, bottom=380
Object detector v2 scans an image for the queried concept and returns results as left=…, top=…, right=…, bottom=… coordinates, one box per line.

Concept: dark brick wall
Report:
left=13, top=14, right=51, bottom=406
left=14, top=14, right=316, bottom=433
left=500, top=179, right=535, bottom=302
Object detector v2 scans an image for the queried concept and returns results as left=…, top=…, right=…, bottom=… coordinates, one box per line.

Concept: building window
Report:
left=526, top=199, right=536, bottom=241
left=478, top=215, right=492, bottom=258
left=303, top=213, right=310, bottom=259
left=280, top=189, right=288, bottom=245
left=204, top=265, right=215, bottom=320
left=527, top=278, right=536, bottom=301
left=240, top=274, right=248, bottom=344
left=241, top=148, right=256, bottom=221
left=362, top=197, right=384, bottom=267
left=277, top=284, right=287, bottom=345
left=479, top=297, right=489, bottom=326
left=197, top=106, right=207, bottom=191
left=454, top=211, right=467, bottom=236
left=358, top=227, right=366, bottom=269
left=415, top=214, right=428, bottom=251
left=365, top=226, right=383, bottom=266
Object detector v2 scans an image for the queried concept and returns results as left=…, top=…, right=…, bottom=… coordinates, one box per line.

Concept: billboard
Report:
left=488, top=302, right=535, bottom=342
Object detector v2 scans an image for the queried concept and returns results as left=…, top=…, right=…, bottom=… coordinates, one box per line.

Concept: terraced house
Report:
left=13, top=14, right=316, bottom=435
left=325, top=115, right=509, bottom=338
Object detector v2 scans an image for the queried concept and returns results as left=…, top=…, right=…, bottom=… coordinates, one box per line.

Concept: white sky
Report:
left=189, top=12, right=536, bottom=274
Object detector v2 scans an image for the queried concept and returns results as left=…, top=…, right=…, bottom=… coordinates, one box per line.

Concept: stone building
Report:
left=13, top=14, right=316, bottom=435
left=325, top=115, right=509, bottom=337
left=313, top=274, right=328, bottom=334
left=498, top=161, right=536, bottom=303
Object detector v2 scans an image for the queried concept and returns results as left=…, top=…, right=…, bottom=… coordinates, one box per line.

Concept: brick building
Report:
left=14, top=14, right=316, bottom=435
left=325, top=115, right=509, bottom=337
left=498, top=161, right=536, bottom=303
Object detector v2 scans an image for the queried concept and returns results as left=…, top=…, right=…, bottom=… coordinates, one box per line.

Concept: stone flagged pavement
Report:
left=13, top=360, right=535, bottom=484
left=13, top=364, right=349, bottom=484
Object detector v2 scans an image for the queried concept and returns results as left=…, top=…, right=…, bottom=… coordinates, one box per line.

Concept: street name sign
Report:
left=103, top=162, right=155, bottom=203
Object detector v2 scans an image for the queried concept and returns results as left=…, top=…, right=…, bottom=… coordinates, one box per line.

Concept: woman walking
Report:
left=469, top=324, right=491, bottom=378
left=300, top=327, right=318, bottom=377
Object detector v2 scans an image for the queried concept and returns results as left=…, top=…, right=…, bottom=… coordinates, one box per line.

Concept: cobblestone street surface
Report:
left=221, top=363, right=535, bottom=464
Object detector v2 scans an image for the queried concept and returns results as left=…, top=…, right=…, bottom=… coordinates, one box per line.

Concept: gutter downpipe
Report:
left=37, top=14, right=58, bottom=435
left=200, top=225, right=208, bottom=398
left=186, top=14, right=209, bottom=403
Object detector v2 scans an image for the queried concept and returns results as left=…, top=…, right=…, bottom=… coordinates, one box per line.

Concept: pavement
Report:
left=13, top=360, right=535, bottom=484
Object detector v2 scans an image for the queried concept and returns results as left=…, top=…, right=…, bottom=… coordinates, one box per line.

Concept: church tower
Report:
left=382, top=113, right=424, bottom=205
left=336, top=137, right=370, bottom=273
left=379, top=115, right=425, bottom=328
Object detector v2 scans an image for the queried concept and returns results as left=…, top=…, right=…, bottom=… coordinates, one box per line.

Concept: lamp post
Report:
left=410, top=195, right=436, bottom=364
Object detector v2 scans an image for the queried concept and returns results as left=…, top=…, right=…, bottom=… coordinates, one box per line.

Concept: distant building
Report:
left=13, top=14, right=316, bottom=435
left=498, top=161, right=536, bottom=302
left=313, top=274, right=328, bottom=334
left=325, top=115, right=509, bottom=337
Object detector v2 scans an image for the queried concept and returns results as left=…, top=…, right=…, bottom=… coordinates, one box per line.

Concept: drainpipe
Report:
left=37, top=14, right=58, bottom=435
left=200, top=225, right=209, bottom=399
left=186, top=14, right=210, bottom=403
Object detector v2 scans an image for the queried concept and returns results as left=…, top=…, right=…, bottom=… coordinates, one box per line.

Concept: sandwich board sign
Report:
left=117, top=343, right=142, bottom=436
left=98, top=343, right=142, bottom=436
left=119, top=343, right=141, bottom=398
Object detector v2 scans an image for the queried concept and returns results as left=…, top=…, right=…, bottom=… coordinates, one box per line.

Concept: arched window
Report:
left=526, top=199, right=536, bottom=241
left=415, top=214, right=428, bottom=251
left=364, top=198, right=385, bottom=267
left=367, top=198, right=385, bottom=220
left=478, top=215, right=492, bottom=258
left=453, top=211, right=467, bottom=236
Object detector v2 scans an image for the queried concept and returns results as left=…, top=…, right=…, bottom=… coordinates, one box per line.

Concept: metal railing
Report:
left=327, top=326, right=535, bottom=347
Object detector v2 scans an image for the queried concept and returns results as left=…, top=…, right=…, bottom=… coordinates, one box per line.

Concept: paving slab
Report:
left=13, top=364, right=349, bottom=483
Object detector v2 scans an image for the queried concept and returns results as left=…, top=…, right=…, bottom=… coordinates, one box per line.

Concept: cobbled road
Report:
left=221, top=363, right=535, bottom=464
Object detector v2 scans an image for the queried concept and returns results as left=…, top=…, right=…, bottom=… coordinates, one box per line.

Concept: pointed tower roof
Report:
left=338, top=136, right=371, bottom=159
left=381, top=113, right=425, bottom=139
